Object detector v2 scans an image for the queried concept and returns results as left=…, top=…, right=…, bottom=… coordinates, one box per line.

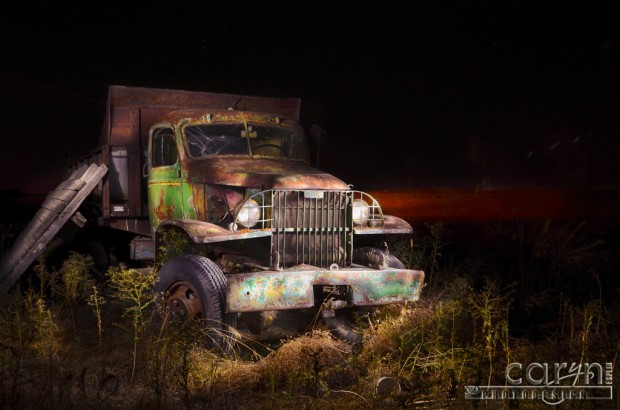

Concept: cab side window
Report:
left=152, top=128, right=177, bottom=167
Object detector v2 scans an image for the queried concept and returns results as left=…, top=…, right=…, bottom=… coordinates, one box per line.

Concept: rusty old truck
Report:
left=0, top=85, right=424, bottom=345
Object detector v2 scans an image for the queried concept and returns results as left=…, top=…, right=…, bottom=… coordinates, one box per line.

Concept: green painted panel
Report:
left=227, top=268, right=425, bottom=312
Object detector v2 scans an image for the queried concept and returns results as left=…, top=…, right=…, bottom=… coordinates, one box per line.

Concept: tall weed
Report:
left=107, top=266, right=158, bottom=384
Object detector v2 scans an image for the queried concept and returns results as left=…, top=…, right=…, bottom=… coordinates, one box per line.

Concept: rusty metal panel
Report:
left=99, top=218, right=151, bottom=237
left=109, top=85, right=301, bottom=119
left=100, top=86, right=301, bottom=149
left=226, top=267, right=425, bottom=313
left=185, top=158, right=349, bottom=190
left=102, top=146, right=111, bottom=218
left=0, top=164, right=108, bottom=297
left=158, top=220, right=271, bottom=243
left=128, top=142, right=142, bottom=216
left=99, top=107, right=142, bottom=218
left=109, top=146, right=130, bottom=206
left=130, top=237, right=155, bottom=260
left=104, top=108, right=140, bottom=147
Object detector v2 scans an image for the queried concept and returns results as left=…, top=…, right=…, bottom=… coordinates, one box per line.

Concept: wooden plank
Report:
left=40, top=197, right=70, bottom=214
left=56, top=178, right=87, bottom=191
left=47, top=189, right=79, bottom=203
left=28, top=208, right=57, bottom=241
left=8, top=208, right=57, bottom=260
left=68, top=164, right=88, bottom=180
left=0, top=164, right=108, bottom=297
left=80, top=163, right=100, bottom=181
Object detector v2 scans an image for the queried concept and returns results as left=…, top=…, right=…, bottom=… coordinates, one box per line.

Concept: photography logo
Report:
left=465, top=362, right=613, bottom=406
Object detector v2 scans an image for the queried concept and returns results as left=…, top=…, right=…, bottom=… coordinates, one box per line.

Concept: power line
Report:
left=0, top=70, right=104, bottom=104
left=0, top=70, right=104, bottom=113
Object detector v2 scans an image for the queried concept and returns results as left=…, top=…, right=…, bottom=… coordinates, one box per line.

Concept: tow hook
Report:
left=321, top=298, right=349, bottom=319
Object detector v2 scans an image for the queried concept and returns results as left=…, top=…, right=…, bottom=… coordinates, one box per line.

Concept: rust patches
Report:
left=190, top=183, right=206, bottom=220
left=159, top=109, right=297, bottom=126
left=223, top=188, right=244, bottom=209
left=226, top=267, right=425, bottom=313
left=186, top=158, right=349, bottom=189
left=354, top=215, right=412, bottom=235
left=154, top=188, right=175, bottom=221
left=271, top=174, right=348, bottom=189
left=159, top=220, right=271, bottom=243
left=204, top=185, right=228, bottom=222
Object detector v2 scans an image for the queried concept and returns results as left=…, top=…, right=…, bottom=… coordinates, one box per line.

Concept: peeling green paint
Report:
left=226, top=268, right=425, bottom=313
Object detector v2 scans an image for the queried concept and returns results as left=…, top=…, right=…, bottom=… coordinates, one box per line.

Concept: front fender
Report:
left=158, top=219, right=272, bottom=244
left=353, top=215, right=412, bottom=235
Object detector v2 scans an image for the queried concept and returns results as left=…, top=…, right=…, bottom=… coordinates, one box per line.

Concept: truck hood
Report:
left=186, top=158, right=349, bottom=190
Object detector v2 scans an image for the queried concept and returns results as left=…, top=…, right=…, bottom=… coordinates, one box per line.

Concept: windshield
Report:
left=184, top=122, right=306, bottom=161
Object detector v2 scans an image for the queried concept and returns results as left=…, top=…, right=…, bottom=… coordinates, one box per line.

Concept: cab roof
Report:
left=156, top=109, right=296, bottom=126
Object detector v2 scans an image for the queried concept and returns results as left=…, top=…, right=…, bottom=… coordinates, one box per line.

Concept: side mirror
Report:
left=142, top=162, right=150, bottom=178
left=309, top=124, right=327, bottom=145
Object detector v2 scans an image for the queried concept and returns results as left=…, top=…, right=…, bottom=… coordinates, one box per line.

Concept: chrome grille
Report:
left=234, top=190, right=383, bottom=269
left=273, top=191, right=349, bottom=268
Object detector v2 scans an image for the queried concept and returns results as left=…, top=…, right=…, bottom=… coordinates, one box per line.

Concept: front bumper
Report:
left=226, top=266, right=425, bottom=313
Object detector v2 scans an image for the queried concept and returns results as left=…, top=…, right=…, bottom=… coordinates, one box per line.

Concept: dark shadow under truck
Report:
left=0, top=85, right=424, bottom=346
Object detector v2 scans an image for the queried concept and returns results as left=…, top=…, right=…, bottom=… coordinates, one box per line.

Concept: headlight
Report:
left=352, top=199, right=370, bottom=225
left=236, top=199, right=261, bottom=228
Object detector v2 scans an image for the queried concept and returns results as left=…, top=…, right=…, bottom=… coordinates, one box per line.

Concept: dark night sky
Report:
left=0, top=1, right=619, bottom=194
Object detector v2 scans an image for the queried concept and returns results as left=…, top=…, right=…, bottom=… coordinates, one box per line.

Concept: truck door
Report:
left=147, top=126, right=184, bottom=234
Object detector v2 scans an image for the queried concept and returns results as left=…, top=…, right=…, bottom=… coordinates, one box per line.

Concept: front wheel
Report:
left=155, top=255, right=237, bottom=353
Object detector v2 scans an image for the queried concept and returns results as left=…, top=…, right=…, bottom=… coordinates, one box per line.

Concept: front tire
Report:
left=155, top=255, right=237, bottom=353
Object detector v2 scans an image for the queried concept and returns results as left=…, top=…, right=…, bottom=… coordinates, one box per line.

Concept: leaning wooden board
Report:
left=0, top=163, right=108, bottom=296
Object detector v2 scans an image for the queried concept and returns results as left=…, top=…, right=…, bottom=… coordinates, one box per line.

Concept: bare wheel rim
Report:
left=165, top=280, right=204, bottom=320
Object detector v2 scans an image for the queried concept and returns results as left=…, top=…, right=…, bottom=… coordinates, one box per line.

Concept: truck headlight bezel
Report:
left=352, top=199, right=370, bottom=225
left=236, top=199, right=261, bottom=228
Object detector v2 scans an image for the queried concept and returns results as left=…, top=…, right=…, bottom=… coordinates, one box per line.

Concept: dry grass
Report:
left=0, top=221, right=619, bottom=409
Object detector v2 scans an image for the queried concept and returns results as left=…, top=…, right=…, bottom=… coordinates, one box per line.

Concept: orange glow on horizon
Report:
left=369, top=189, right=620, bottom=221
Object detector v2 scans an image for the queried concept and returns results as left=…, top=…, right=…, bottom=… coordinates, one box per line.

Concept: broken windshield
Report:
left=184, top=122, right=306, bottom=161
